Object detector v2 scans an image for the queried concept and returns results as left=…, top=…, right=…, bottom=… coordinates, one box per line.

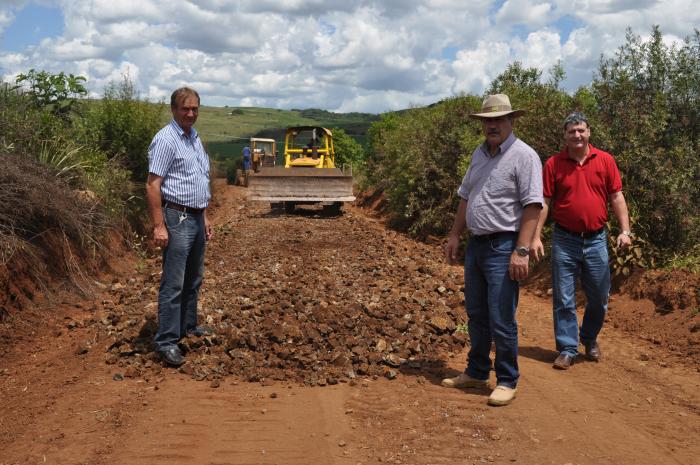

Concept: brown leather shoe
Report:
left=553, top=353, right=576, bottom=370
left=584, top=341, right=601, bottom=361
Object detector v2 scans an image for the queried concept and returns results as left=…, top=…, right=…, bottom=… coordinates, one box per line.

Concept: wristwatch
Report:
left=621, top=230, right=632, bottom=237
left=515, top=246, right=529, bottom=257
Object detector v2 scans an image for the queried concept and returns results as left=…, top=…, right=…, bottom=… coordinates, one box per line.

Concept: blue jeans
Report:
left=464, top=232, right=519, bottom=388
left=154, top=207, right=206, bottom=351
left=551, top=227, right=610, bottom=356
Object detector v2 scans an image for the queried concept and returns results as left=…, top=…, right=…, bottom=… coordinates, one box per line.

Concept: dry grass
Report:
left=0, top=151, right=108, bottom=291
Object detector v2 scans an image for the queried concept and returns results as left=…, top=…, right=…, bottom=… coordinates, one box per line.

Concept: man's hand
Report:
left=530, top=237, right=545, bottom=262
left=153, top=224, right=168, bottom=248
left=509, top=252, right=529, bottom=281
left=204, top=215, right=213, bottom=241
left=616, top=233, right=632, bottom=249
left=444, top=235, right=461, bottom=265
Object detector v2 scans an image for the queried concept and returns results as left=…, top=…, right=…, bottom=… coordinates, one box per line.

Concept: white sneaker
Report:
left=441, top=373, right=490, bottom=389
left=487, top=385, right=517, bottom=406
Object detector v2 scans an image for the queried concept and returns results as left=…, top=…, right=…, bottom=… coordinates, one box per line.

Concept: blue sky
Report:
left=2, top=3, right=63, bottom=52
left=0, top=1, right=697, bottom=113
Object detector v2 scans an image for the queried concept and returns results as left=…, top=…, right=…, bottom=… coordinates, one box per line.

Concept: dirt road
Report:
left=1, top=181, right=699, bottom=465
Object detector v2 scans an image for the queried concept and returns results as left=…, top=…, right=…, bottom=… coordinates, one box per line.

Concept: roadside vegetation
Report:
left=0, top=71, right=163, bottom=303
left=361, top=26, right=700, bottom=272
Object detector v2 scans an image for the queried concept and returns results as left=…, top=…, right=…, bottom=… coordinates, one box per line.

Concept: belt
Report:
left=471, top=231, right=518, bottom=241
left=162, top=201, right=204, bottom=214
left=555, top=223, right=604, bottom=238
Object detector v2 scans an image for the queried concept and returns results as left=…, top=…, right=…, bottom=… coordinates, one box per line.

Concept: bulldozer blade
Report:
left=247, top=167, right=355, bottom=202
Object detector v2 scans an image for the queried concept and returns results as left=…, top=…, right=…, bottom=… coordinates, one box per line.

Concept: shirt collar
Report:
left=480, top=132, right=517, bottom=158
left=169, top=118, right=198, bottom=139
left=559, top=143, right=598, bottom=163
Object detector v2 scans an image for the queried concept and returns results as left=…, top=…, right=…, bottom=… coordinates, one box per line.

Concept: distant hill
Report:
left=194, top=106, right=379, bottom=163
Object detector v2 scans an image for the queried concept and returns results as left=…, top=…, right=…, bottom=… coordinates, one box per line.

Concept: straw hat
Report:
left=470, top=94, right=526, bottom=119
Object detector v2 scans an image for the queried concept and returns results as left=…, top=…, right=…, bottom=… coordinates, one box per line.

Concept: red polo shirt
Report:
left=543, top=144, right=622, bottom=233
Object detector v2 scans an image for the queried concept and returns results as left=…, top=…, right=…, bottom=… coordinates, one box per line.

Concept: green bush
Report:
left=15, top=68, right=87, bottom=117
left=364, top=96, right=483, bottom=238
left=331, top=127, right=365, bottom=172
left=591, top=27, right=700, bottom=257
left=79, top=76, right=165, bottom=182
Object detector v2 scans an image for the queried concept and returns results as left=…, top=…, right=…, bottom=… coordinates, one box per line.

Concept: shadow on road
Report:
left=519, top=345, right=558, bottom=364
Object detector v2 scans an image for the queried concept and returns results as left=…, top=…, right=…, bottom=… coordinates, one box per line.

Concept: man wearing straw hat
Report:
left=442, top=94, right=543, bottom=406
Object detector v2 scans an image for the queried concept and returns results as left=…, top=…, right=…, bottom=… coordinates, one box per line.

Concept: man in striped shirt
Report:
left=146, top=87, right=212, bottom=366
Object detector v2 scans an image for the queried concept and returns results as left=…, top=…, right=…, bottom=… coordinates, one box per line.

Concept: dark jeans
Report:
left=551, top=227, right=609, bottom=356
left=154, top=207, right=206, bottom=351
left=464, top=232, right=519, bottom=388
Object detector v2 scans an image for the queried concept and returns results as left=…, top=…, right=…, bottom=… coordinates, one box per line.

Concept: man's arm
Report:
left=609, top=191, right=632, bottom=249
left=146, top=173, right=168, bottom=248
left=510, top=203, right=542, bottom=281
left=530, top=197, right=551, bottom=261
left=445, top=198, right=468, bottom=265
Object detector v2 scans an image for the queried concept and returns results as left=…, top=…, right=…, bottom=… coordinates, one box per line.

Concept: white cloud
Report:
left=1, top=1, right=698, bottom=112
left=496, top=0, right=554, bottom=28
left=514, top=30, right=562, bottom=70
left=452, top=41, right=512, bottom=94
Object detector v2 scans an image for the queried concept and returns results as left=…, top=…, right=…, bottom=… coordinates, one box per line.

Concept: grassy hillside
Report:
left=192, top=106, right=378, bottom=163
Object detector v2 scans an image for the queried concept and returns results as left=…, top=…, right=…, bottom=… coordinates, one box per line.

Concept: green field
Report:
left=190, top=106, right=378, bottom=163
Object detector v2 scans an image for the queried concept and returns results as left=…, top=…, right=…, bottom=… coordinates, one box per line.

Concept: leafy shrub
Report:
left=15, top=68, right=87, bottom=116
left=591, top=27, right=700, bottom=257
left=331, top=127, right=365, bottom=173
left=79, top=75, right=165, bottom=182
left=364, top=96, right=483, bottom=238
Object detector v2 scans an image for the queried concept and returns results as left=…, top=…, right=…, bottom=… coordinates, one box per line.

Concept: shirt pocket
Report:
left=486, top=170, right=516, bottom=197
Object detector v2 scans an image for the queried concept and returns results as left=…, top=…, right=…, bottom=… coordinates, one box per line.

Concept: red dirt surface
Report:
left=1, top=179, right=699, bottom=465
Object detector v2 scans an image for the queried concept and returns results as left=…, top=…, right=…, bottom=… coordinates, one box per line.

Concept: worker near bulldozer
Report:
left=442, top=94, right=543, bottom=406
left=530, top=112, right=631, bottom=370
left=146, top=87, right=213, bottom=367
left=242, top=146, right=251, bottom=173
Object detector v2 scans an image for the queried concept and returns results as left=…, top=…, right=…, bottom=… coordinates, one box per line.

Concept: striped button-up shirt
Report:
left=148, top=119, right=211, bottom=209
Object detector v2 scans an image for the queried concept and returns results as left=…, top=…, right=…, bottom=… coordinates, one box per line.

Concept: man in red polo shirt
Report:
left=531, top=112, right=631, bottom=370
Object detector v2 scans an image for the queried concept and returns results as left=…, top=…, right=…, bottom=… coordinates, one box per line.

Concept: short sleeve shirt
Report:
left=543, top=144, right=622, bottom=233
left=457, top=133, right=543, bottom=235
left=148, top=119, right=211, bottom=209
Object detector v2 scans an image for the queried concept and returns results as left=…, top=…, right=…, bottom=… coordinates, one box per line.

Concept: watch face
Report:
left=517, top=247, right=529, bottom=256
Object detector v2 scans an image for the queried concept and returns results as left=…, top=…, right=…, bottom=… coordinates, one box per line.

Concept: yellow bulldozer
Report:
left=247, top=126, right=355, bottom=213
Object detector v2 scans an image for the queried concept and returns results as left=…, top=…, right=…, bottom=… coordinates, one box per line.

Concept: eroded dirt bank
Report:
left=1, top=180, right=699, bottom=465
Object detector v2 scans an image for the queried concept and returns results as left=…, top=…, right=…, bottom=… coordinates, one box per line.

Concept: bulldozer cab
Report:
left=285, top=127, right=335, bottom=168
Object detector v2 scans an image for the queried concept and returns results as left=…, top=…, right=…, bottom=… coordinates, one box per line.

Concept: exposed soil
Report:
left=1, top=179, right=699, bottom=465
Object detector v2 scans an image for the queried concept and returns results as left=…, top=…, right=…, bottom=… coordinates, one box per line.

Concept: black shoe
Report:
left=159, top=347, right=185, bottom=366
left=584, top=341, right=601, bottom=361
left=553, top=353, right=576, bottom=370
left=187, top=326, right=213, bottom=337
